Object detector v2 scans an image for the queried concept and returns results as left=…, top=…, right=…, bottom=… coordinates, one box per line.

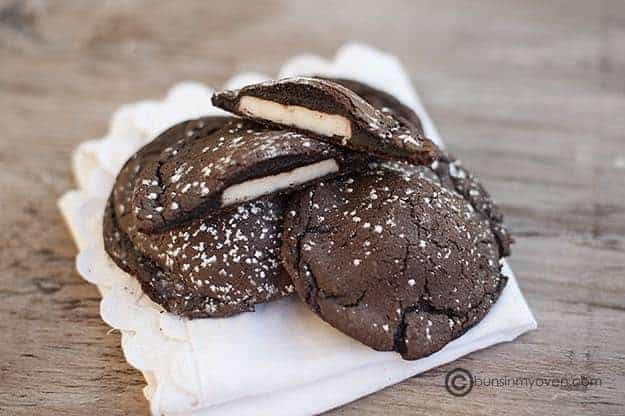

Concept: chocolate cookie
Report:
left=322, top=78, right=511, bottom=255
left=112, top=117, right=229, bottom=236
left=429, top=153, right=513, bottom=256
left=281, top=166, right=508, bottom=360
left=380, top=153, right=513, bottom=257
left=133, top=118, right=362, bottom=233
left=103, top=117, right=295, bottom=318
left=323, top=77, right=424, bottom=134
left=212, top=77, right=438, bottom=165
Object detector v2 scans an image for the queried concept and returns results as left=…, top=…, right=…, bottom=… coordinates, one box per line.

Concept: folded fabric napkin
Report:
left=58, top=43, right=537, bottom=416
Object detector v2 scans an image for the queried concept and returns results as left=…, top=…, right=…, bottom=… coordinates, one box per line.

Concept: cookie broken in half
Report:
left=212, top=77, right=438, bottom=165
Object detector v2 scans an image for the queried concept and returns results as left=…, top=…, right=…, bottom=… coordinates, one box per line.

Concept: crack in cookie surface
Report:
left=282, top=166, right=508, bottom=359
left=320, top=77, right=511, bottom=257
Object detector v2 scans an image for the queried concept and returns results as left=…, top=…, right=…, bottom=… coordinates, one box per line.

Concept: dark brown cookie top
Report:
left=430, top=153, right=513, bottom=256
left=281, top=166, right=508, bottom=360
left=381, top=153, right=513, bottom=257
left=322, top=77, right=424, bottom=134
left=104, top=116, right=295, bottom=318
left=112, top=116, right=230, bottom=236
left=212, top=77, right=438, bottom=165
left=128, top=196, right=294, bottom=317
left=133, top=118, right=359, bottom=233
left=108, top=196, right=279, bottom=318
left=315, top=78, right=511, bottom=255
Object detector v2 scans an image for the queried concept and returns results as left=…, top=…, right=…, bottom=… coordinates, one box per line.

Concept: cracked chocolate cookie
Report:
left=211, top=77, right=438, bottom=165
left=429, top=153, right=513, bottom=256
left=281, top=165, right=508, bottom=360
left=103, top=116, right=295, bottom=318
left=323, top=77, right=424, bottom=134
left=133, top=117, right=362, bottom=233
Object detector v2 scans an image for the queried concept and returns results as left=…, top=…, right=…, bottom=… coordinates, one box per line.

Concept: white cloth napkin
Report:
left=58, top=43, right=537, bottom=416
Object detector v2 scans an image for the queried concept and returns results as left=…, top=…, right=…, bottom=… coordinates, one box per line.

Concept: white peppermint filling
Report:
left=238, top=96, right=352, bottom=139
left=221, top=158, right=339, bottom=206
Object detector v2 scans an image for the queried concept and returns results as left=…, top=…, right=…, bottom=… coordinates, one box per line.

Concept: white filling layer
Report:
left=221, top=159, right=339, bottom=206
left=238, top=96, right=352, bottom=138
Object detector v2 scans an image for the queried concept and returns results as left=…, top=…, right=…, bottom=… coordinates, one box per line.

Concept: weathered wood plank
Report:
left=1, top=0, right=623, bottom=415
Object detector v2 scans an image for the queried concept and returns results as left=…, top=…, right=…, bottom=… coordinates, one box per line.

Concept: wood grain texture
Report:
left=1, top=0, right=624, bottom=415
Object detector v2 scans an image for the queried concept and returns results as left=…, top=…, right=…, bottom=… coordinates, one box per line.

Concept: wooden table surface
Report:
left=1, top=1, right=624, bottom=415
